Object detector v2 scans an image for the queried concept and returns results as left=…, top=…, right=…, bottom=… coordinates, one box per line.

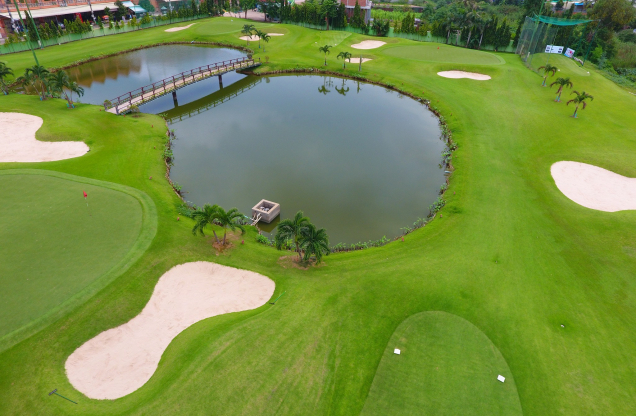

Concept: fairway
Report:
left=361, top=312, right=522, bottom=416
left=530, top=53, right=591, bottom=77
left=383, top=44, right=505, bottom=65
left=0, top=171, right=146, bottom=348
left=0, top=16, right=636, bottom=416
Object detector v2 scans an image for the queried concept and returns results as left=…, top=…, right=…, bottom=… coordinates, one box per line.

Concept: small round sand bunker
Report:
left=0, top=112, right=88, bottom=162
left=437, top=71, right=491, bottom=80
left=164, top=23, right=196, bottom=32
left=351, top=40, right=386, bottom=50
left=551, top=161, right=636, bottom=212
left=65, top=262, right=275, bottom=399
left=348, top=58, right=372, bottom=64
left=239, top=33, right=284, bottom=41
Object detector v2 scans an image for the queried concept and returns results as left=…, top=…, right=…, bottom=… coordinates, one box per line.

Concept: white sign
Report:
left=545, top=45, right=565, bottom=54
left=497, top=375, right=506, bottom=383
left=564, top=48, right=575, bottom=58
left=394, top=348, right=401, bottom=355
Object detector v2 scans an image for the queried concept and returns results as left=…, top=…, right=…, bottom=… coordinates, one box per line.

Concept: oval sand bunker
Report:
left=0, top=112, right=88, bottom=162
left=351, top=40, right=386, bottom=49
left=66, top=262, right=275, bottom=400
left=239, top=33, right=284, bottom=41
left=437, top=71, right=491, bottom=80
left=551, top=161, right=636, bottom=212
left=164, top=23, right=196, bottom=32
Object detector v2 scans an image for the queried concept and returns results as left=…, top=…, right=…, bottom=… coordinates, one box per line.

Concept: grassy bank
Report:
left=0, top=17, right=636, bottom=416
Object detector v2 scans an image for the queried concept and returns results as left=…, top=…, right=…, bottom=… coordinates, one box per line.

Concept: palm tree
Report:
left=567, top=90, right=594, bottom=118
left=462, top=0, right=481, bottom=48
left=550, top=77, right=573, bottom=102
left=25, top=65, right=50, bottom=100
left=299, top=223, right=329, bottom=264
left=192, top=204, right=221, bottom=243
left=261, top=32, right=271, bottom=52
left=254, top=29, right=264, bottom=48
left=337, top=51, right=352, bottom=69
left=68, top=81, right=84, bottom=108
left=319, top=44, right=332, bottom=66
left=538, top=63, right=557, bottom=86
left=275, top=211, right=310, bottom=260
left=0, top=62, right=14, bottom=95
left=241, top=24, right=255, bottom=45
left=48, top=70, right=71, bottom=104
left=214, top=206, right=245, bottom=245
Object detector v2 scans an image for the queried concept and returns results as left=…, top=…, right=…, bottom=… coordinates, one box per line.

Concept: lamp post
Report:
left=88, top=0, right=96, bottom=23
left=11, top=0, right=39, bottom=65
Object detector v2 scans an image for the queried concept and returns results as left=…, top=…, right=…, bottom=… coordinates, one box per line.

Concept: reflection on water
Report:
left=168, top=75, right=446, bottom=244
left=69, top=47, right=446, bottom=244
left=67, top=45, right=246, bottom=105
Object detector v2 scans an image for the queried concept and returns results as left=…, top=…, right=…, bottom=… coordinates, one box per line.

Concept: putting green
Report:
left=361, top=311, right=522, bottom=416
left=383, top=44, right=504, bottom=65
left=0, top=170, right=156, bottom=350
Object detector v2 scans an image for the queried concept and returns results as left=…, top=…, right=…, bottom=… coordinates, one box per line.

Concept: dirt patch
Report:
left=65, top=262, right=275, bottom=399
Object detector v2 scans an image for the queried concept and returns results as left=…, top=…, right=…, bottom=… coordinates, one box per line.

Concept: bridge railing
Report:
left=105, top=57, right=258, bottom=111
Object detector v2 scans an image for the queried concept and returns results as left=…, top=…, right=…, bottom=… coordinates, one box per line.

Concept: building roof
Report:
left=340, top=0, right=371, bottom=9
left=0, top=2, right=117, bottom=19
left=122, top=1, right=147, bottom=13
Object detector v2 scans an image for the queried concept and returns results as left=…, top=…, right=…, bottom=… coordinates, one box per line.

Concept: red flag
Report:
left=83, top=191, right=87, bottom=198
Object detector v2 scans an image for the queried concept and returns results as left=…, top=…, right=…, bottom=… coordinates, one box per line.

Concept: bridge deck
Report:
left=105, top=57, right=261, bottom=114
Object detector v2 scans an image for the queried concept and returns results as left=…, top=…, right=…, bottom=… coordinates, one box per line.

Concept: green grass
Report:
left=530, top=53, right=591, bottom=77
left=0, top=170, right=156, bottom=352
left=382, top=43, right=505, bottom=65
left=0, top=17, right=635, bottom=416
left=361, top=311, right=522, bottom=416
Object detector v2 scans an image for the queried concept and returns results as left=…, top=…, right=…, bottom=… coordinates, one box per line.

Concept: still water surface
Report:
left=70, top=46, right=445, bottom=244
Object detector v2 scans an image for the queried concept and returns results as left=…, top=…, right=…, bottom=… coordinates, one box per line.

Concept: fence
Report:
left=284, top=21, right=515, bottom=53
left=0, top=14, right=210, bottom=56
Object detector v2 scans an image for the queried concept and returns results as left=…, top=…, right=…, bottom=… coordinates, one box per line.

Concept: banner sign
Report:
left=564, top=48, right=575, bottom=58
left=544, top=45, right=565, bottom=54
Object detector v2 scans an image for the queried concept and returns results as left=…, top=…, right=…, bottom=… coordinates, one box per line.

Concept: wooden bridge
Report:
left=104, top=57, right=261, bottom=114
left=164, top=75, right=262, bottom=125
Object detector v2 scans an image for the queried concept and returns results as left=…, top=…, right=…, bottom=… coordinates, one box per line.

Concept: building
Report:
left=0, top=0, right=152, bottom=39
left=339, top=0, right=372, bottom=25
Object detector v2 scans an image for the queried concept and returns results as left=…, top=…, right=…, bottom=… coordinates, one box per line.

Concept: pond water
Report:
left=70, top=46, right=445, bottom=245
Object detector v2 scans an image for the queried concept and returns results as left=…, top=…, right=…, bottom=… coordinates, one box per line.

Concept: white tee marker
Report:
left=497, top=375, right=506, bottom=383
left=394, top=349, right=401, bottom=355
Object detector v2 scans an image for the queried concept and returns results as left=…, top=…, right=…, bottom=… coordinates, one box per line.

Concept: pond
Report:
left=70, top=46, right=445, bottom=245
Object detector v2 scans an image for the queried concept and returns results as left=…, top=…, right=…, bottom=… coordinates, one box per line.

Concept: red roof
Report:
left=341, top=0, right=371, bottom=8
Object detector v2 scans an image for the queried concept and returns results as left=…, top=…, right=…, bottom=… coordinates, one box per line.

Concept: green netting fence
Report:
left=515, top=14, right=594, bottom=67
left=284, top=21, right=515, bottom=53
left=0, top=15, right=209, bottom=56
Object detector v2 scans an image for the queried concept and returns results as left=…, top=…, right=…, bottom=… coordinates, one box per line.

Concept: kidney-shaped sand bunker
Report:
left=551, top=161, right=636, bottom=212
left=65, top=262, right=275, bottom=400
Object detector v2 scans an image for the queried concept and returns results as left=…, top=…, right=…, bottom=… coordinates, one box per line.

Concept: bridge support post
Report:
left=172, top=90, right=178, bottom=107
left=218, top=74, right=223, bottom=89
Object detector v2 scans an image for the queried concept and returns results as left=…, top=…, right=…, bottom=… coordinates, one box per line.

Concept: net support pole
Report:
left=582, top=21, right=601, bottom=67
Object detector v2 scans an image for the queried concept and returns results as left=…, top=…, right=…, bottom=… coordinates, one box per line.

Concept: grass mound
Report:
left=383, top=44, right=504, bottom=65
left=361, top=311, right=522, bottom=416
left=0, top=170, right=147, bottom=349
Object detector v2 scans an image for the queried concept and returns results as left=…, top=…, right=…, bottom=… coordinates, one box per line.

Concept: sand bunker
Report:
left=0, top=112, right=88, bottom=162
left=437, top=71, right=491, bottom=80
left=351, top=40, right=386, bottom=50
left=65, top=262, right=275, bottom=400
left=239, top=33, right=284, bottom=41
left=551, top=161, right=636, bottom=212
left=348, top=58, right=372, bottom=64
left=164, top=23, right=196, bottom=32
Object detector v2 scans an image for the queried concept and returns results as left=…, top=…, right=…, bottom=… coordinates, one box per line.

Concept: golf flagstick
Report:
left=83, top=191, right=91, bottom=216
left=49, top=389, right=77, bottom=404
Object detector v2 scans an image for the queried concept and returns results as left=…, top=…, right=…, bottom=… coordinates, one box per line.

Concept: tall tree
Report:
left=337, top=51, right=352, bottom=68
left=319, top=44, right=332, bottom=65
left=0, top=62, right=13, bottom=95
left=275, top=211, right=310, bottom=260
left=299, top=223, right=330, bottom=264
left=192, top=204, right=221, bottom=243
